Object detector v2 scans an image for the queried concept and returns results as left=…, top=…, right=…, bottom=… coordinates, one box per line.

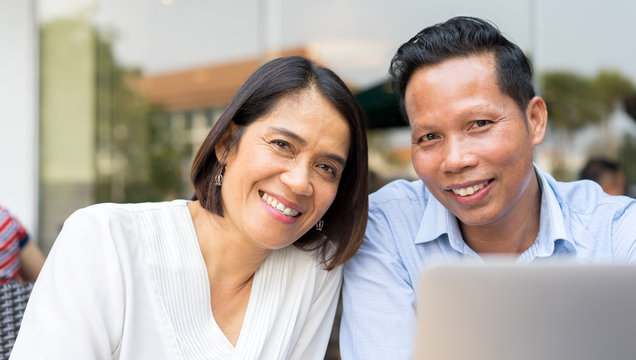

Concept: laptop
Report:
left=414, top=262, right=636, bottom=360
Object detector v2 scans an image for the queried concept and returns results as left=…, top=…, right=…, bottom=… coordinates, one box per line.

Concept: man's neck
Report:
left=459, top=174, right=542, bottom=255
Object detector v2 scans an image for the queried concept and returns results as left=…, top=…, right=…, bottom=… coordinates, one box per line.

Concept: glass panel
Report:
left=33, top=3, right=636, bottom=359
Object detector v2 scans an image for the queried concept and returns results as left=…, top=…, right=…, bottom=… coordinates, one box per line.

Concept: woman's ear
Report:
left=214, top=122, right=238, bottom=163
left=526, top=96, right=548, bottom=146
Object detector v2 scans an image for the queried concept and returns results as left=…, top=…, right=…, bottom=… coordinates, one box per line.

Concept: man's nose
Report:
left=441, top=137, right=478, bottom=173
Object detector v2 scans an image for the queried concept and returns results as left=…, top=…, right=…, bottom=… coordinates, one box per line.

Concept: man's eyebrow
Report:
left=270, top=126, right=347, bottom=167
left=410, top=123, right=438, bottom=133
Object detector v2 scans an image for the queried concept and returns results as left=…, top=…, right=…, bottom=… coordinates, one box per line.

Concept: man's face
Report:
left=404, top=54, right=546, bottom=228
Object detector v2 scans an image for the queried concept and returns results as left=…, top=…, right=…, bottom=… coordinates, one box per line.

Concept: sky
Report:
left=39, top=0, right=636, bottom=89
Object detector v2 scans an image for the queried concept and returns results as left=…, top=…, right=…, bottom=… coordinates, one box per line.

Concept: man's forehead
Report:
left=407, top=54, right=497, bottom=88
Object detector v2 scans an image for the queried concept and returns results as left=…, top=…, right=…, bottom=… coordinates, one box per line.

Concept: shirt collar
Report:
left=414, top=191, right=451, bottom=244
left=413, top=165, right=576, bottom=257
left=526, top=166, right=576, bottom=259
left=414, top=189, right=475, bottom=255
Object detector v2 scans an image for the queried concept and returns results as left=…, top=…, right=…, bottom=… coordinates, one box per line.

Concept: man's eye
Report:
left=475, top=120, right=489, bottom=127
left=416, top=133, right=437, bottom=144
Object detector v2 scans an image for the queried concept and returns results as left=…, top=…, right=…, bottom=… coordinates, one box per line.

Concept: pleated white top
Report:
left=11, top=200, right=342, bottom=360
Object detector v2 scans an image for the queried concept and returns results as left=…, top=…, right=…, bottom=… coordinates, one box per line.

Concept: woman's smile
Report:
left=259, top=190, right=301, bottom=217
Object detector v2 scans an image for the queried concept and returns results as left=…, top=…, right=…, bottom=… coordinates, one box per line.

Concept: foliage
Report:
left=592, top=70, right=635, bottom=115
left=91, top=24, right=185, bottom=203
left=541, top=70, right=635, bottom=132
left=617, top=134, right=636, bottom=196
left=624, top=95, right=636, bottom=120
left=144, top=109, right=189, bottom=201
left=542, top=72, right=601, bottom=131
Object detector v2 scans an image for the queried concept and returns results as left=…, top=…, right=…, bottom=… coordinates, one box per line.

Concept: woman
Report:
left=10, top=56, right=368, bottom=359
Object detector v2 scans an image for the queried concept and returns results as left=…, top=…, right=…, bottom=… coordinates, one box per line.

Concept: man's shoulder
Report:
left=542, top=171, right=634, bottom=244
left=366, top=179, right=436, bottom=240
left=541, top=171, right=635, bottom=260
left=369, top=178, right=429, bottom=208
left=543, top=172, right=633, bottom=216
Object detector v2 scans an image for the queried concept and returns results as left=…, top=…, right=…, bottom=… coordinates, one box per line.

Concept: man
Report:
left=579, top=158, right=627, bottom=196
left=340, top=16, right=636, bottom=359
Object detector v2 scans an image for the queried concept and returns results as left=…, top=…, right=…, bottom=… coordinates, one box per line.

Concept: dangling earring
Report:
left=315, top=219, right=324, bottom=231
left=214, top=165, right=226, bottom=186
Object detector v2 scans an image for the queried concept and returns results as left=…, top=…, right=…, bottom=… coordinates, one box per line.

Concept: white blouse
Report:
left=10, top=200, right=342, bottom=360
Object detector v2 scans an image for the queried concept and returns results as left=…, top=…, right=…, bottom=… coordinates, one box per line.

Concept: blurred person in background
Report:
left=0, top=204, right=45, bottom=283
left=340, top=16, right=636, bottom=360
left=11, top=56, right=368, bottom=360
left=579, top=158, right=626, bottom=196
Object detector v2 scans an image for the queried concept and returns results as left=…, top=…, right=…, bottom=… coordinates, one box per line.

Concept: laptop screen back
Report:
left=414, top=264, right=636, bottom=360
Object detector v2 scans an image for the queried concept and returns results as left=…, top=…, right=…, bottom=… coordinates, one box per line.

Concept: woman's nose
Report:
left=280, top=164, right=313, bottom=196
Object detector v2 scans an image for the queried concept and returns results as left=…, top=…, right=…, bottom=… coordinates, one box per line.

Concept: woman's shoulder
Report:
left=74, top=199, right=188, bottom=215
left=58, top=200, right=191, bottom=251
left=67, top=200, right=188, bottom=225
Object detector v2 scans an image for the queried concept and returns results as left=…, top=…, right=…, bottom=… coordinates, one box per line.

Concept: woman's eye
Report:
left=272, top=140, right=290, bottom=150
left=317, top=164, right=337, bottom=177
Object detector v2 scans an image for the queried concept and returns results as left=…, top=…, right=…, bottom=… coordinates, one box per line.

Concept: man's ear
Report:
left=526, top=96, right=548, bottom=146
left=214, top=122, right=238, bottom=163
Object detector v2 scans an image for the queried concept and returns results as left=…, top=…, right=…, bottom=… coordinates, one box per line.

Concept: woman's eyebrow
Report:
left=269, top=127, right=307, bottom=146
left=326, top=153, right=347, bottom=168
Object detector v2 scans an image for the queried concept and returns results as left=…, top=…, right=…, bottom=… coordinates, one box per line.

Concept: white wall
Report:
left=0, top=0, right=39, bottom=239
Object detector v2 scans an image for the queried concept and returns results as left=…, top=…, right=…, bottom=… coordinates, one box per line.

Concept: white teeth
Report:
left=452, top=181, right=487, bottom=197
left=260, top=191, right=300, bottom=217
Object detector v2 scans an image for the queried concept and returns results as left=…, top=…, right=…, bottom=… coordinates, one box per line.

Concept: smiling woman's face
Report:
left=217, top=88, right=351, bottom=251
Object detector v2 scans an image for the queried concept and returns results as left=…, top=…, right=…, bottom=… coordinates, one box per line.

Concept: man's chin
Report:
left=452, top=208, right=498, bottom=228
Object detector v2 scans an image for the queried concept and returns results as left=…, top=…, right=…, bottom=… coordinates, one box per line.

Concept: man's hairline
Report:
left=402, top=51, right=532, bottom=127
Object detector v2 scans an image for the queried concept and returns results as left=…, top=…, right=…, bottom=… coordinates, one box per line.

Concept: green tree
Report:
left=617, top=134, right=636, bottom=196
left=592, top=70, right=636, bottom=114
left=541, top=71, right=602, bottom=131
left=89, top=21, right=184, bottom=202
left=542, top=70, right=635, bottom=132
left=541, top=70, right=635, bottom=180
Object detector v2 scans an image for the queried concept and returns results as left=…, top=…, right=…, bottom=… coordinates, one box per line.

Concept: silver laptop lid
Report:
left=414, top=263, right=636, bottom=360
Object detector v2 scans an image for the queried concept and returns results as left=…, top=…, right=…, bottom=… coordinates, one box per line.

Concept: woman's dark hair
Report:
left=191, top=56, right=368, bottom=270
left=389, top=16, right=535, bottom=119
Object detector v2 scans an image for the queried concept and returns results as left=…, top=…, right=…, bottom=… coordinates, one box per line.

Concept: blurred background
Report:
left=1, top=1, right=636, bottom=357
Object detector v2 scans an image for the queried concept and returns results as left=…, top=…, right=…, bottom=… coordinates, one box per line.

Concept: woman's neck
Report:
left=188, top=200, right=269, bottom=346
left=187, top=201, right=269, bottom=289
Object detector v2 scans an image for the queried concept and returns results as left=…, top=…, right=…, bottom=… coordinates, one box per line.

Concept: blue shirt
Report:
left=340, top=167, right=636, bottom=360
